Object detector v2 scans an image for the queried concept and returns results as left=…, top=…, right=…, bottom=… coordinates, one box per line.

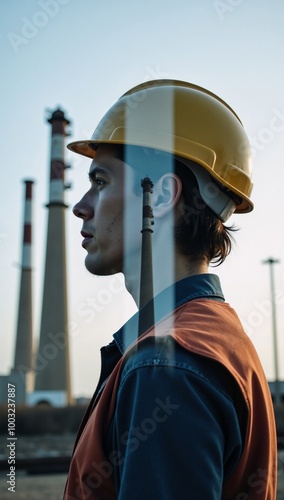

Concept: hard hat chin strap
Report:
left=178, top=157, right=237, bottom=223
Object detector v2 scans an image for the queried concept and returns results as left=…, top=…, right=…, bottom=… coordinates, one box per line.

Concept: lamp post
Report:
left=263, top=257, right=281, bottom=405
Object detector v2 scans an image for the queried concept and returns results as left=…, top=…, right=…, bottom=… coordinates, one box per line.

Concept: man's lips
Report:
left=81, top=230, right=94, bottom=247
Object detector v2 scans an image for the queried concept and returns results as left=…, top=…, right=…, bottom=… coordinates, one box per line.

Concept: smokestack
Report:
left=139, top=177, right=154, bottom=334
left=14, top=180, right=34, bottom=373
left=34, top=108, right=72, bottom=406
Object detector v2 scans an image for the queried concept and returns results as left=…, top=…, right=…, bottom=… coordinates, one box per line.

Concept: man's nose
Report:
left=73, top=194, right=93, bottom=219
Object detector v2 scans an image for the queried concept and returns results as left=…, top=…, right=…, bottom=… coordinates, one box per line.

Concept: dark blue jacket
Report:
left=84, top=275, right=247, bottom=498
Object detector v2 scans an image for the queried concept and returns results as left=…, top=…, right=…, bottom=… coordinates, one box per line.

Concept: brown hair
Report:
left=174, top=161, right=237, bottom=265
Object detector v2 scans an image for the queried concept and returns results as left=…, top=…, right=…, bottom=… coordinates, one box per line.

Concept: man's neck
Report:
left=124, top=253, right=209, bottom=308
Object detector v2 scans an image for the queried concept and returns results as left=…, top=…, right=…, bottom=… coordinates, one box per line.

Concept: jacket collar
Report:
left=113, top=274, right=224, bottom=355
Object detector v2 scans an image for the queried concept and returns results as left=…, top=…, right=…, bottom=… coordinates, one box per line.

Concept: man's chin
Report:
left=84, top=257, right=120, bottom=276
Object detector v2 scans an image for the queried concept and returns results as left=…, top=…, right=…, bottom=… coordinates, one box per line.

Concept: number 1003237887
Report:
left=7, top=384, right=16, bottom=436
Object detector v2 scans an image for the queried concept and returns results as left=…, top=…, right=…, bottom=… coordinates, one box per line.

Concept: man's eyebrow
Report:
left=88, top=166, right=109, bottom=180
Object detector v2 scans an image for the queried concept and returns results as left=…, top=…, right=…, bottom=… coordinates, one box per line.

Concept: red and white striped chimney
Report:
left=33, top=108, right=72, bottom=406
left=48, top=108, right=69, bottom=205
left=14, top=179, right=34, bottom=372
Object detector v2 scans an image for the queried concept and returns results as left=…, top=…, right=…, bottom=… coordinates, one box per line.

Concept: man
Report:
left=64, top=80, right=277, bottom=499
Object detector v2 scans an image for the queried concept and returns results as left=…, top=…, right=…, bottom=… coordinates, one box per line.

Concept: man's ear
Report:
left=152, top=173, right=183, bottom=218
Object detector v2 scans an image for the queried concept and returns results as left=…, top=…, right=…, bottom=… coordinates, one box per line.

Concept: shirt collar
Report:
left=113, top=273, right=224, bottom=355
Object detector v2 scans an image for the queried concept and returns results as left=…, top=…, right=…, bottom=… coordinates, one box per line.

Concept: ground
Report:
left=0, top=437, right=283, bottom=498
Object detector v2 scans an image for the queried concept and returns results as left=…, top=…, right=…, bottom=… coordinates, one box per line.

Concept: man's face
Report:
left=73, top=145, right=141, bottom=276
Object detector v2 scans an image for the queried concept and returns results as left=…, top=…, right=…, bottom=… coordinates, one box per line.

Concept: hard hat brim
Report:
left=67, top=138, right=253, bottom=214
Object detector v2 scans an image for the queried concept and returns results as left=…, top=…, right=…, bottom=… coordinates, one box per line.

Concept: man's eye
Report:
left=88, top=173, right=106, bottom=186
left=94, top=178, right=105, bottom=187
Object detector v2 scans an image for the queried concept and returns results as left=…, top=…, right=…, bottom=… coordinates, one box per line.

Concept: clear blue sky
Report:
left=1, top=0, right=284, bottom=397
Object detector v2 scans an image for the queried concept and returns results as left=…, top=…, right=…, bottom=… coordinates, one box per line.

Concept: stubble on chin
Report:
left=84, top=256, right=122, bottom=277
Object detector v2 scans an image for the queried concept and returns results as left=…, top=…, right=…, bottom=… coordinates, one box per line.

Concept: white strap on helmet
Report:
left=178, top=157, right=237, bottom=222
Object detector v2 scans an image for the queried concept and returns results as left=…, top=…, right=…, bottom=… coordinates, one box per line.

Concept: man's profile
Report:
left=64, top=80, right=277, bottom=499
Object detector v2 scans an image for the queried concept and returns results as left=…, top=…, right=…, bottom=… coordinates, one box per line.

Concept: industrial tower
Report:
left=13, top=180, right=34, bottom=382
left=33, top=108, right=72, bottom=406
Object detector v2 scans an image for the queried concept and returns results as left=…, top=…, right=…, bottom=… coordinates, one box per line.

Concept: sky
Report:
left=1, top=0, right=284, bottom=398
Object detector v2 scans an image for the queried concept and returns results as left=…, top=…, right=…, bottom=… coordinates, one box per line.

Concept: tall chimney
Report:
left=14, top=180, right=34, bottom=373
left=34, top=108, right=72, bottom=406
left=138, top=177, right=154, bottom=335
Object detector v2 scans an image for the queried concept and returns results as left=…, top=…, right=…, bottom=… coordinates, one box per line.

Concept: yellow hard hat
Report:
left=68, top=80, right=253, bottom=217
